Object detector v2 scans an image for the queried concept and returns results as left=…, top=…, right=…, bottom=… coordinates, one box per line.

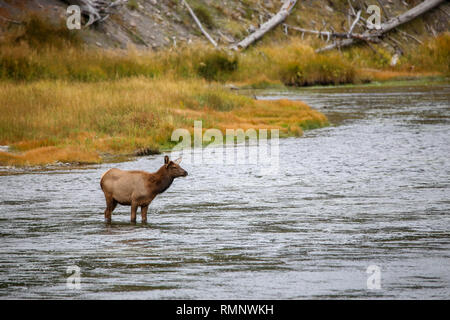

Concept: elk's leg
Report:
left=104, top=195, right=117, bottom=223
left=141, top=205, right=149, bottom=224
left=130, top=202, right=138, bottom=224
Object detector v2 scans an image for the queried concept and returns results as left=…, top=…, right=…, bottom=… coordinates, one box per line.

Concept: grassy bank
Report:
left=0, top=16, right=448, bottom=166
left=3, top=35, right=447, bottom=85
left=1, top=16, right=448, bottom=85
left=0, top=78, right=327, bottom=166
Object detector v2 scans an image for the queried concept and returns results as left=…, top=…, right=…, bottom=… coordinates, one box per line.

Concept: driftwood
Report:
left=63, top=0, right=127, bottom=26
left=180, top=0, right=217, bottom=47
left=316, top=0, right=446, bottom=52
left=230, top=0, right=297, bottom=50
left=284, top=10, right=362, bottom=42
left=348, top=10, right=362, bottom=35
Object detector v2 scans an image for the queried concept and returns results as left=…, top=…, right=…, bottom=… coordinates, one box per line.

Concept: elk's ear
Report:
left=164, top=155, right=169, bottom=165
left=173, top=157, right=182, bottom=165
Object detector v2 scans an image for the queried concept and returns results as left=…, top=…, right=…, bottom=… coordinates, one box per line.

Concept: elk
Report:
left=100, top=155, right=188, bottom=223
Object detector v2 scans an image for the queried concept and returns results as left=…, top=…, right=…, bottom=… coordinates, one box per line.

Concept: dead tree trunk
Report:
left=230, top=0, right=297, bottom=51
left=316, top=0, right=446, bottom=52
left=63, top=0, right=127, bottom=26
left=180, top=0, right=217, bottom=47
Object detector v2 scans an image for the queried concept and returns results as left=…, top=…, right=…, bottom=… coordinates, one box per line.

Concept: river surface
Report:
left=0, top=83, right=449, bottom=299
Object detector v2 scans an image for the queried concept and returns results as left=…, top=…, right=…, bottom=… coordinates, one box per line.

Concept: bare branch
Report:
left=348, top=10, right=361, bottom=36
left=284, top=22, right=377, bottom=43
left=230, top=0, right=297, bottom=51
left=180, top=0, right=217, bottom=47
left=317, top=0, right=446, bottom=52
left=397, top=29, right=423, bottom=44
left=62, top=0, right=127, bottom=26
left=347, top=0, right=356, bottom=16
left=283, top=25, right=334, bottom=37
left=376, top=0, right=391, bottom=21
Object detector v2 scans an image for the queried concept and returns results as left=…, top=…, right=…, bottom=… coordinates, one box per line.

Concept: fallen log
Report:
left=316, top=0, right=446, bottom=52
left=180, top=0, right=217, bottom=47
left=230, top=0, right=297, bottom=51
left=284, top=9, right=362, bottom=41
left=62, top=0, right=127, bottom=26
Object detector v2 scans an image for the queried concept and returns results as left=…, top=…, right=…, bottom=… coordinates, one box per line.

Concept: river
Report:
left=0, top=83, right=449, bottom=299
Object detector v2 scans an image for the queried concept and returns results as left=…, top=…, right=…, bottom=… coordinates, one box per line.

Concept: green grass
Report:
left=127, top=0, right=139, bottom=11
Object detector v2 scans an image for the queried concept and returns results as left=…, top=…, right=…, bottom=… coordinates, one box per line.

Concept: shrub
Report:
left=14, top=14, right=81, bottom=49
left=279, top=52, right=356, bottom=86
left=0, top=50, right=42, bottom=81
left=411, top=32, right=450, bottom=75
left=196, top=51, right=238, bottom=81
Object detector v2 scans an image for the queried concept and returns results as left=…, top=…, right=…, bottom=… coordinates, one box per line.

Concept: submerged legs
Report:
left=104, top=195, right=117, bottom=223
left=141, top=205, right=149, bottom=224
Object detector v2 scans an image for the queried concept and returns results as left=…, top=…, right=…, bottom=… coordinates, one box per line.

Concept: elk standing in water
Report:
left=100, top=156, right=188, bottom=224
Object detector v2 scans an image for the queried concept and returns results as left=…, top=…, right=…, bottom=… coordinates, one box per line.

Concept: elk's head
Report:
left=164, top=155, right=188, bottom=178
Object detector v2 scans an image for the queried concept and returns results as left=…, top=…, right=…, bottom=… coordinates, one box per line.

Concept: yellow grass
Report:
left=0, top=78, right=328, bottom=166
left=0, top=147, right=100, bottom=166
left=1, top=15, right=447, bottom=167
left=358, top=68, right=441, bottom=82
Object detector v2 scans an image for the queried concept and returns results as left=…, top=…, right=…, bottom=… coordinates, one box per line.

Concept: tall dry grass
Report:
left=342, top=32, right=450, bottom=79
left=0, top=15, right=356, bottom=86
left=1, top=15, right=447, bottom=166
left=230, top=41, right=357, bottom=87
left=408, top=32, right=450, bottom=76
left=1, top=14, right=449, bottom=85
left=0, top=78, right=328, bottom=166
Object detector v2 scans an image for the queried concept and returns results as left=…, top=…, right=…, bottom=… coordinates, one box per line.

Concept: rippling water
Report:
left=0, top=83, right=449, bottom=299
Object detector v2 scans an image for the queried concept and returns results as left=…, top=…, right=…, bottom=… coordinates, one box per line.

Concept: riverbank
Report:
left=0, top=78, right=328, bottom=166
left=1, top=15, right=448, bottom=84
left=2, top=77, right=449, bottom=168
left=0, top=16, right=448, bottom=167
left=0, top=74, right=448, bottom=168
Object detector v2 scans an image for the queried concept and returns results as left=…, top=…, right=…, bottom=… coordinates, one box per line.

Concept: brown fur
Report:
left=100, top=156, right=187, bottom=223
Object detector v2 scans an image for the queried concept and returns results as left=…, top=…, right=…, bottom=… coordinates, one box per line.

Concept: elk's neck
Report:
left=154, top=167, right=174, bottom=194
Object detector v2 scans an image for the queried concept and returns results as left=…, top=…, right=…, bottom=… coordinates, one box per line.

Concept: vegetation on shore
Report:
left=1, top=16, right=448, bottom=84
left=0, top=15, right=448, bottom=166
left=0, top=78, right=327, bottom=166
